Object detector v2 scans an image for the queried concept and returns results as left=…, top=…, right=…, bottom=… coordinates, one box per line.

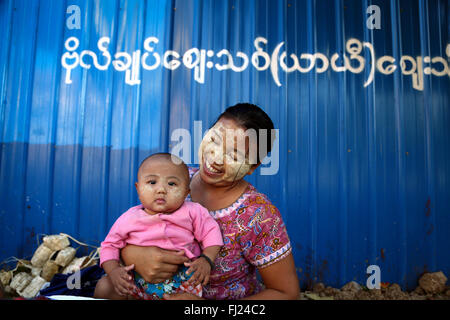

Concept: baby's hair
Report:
left=138, top=152, right=190, bottom=184
left=214, top=103, right=275, bottom=164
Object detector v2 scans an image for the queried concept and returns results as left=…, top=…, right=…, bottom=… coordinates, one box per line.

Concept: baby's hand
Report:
left=109, top=264, right=135, bottom=297
left=184, top=257, right=211, bottom=286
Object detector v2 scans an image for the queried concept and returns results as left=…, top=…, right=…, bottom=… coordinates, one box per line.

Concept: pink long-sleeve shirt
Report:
left=99, top=201, right=224, bottom=267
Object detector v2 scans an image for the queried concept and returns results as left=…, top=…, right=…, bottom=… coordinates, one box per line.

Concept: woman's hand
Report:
left=121, top=245, right=189, bottom=284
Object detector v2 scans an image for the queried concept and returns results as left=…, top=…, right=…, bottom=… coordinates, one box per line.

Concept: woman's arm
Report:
left=121, top=244, right=189, bottom=284
left=242, top=253, right=300, bottom=300
left=164, top=254, right=300, bottom=300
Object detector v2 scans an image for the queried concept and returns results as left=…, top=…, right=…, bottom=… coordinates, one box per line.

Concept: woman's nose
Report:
left=210, top=150, right=224, bottom=165
left=209, top=145, right=225, bottom=165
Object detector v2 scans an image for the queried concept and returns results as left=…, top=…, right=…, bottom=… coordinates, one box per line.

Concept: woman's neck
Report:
left=190, top=172, right=249, bottom=211
left=199, top=175, right=247, bottom=193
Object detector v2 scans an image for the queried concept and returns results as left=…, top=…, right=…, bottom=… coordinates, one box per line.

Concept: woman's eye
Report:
left=226, top=152, right=238, bottom=162
left=211, top=136, right=219, bottom=145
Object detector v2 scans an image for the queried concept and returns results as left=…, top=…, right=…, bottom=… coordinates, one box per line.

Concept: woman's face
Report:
left=198, top=117, right=257, bottom=187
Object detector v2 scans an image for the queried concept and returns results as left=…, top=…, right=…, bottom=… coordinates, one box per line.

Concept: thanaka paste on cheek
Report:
left=199, top=126, right=252, bottom=182
left=223, top=161, right=251, bottom=181
left=170, top=186, right=186, bottom=200
left=199, top=127, right=225, bottom=166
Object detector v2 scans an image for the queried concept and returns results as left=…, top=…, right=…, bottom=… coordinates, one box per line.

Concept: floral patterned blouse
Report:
left=187, top=167, right=292, bottom=300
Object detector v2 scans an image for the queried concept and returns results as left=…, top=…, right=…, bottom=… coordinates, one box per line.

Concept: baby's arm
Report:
left=99, top=208, right=137, bottom=296
left=187, top=203, right=224, bottom=285
left=102, top=260, right=136, bottom=297
left=184, top=245, right=221, bottom=286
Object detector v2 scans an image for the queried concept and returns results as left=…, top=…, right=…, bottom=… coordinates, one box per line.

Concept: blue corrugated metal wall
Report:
left=0, top=0, right=449, bottom=290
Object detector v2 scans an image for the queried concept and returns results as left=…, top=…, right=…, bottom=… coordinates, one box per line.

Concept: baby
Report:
left=94, top=153, right=223, bottom=300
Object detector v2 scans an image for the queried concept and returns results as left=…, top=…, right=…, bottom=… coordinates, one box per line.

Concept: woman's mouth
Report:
left=203, top=159, right=223, bottom=177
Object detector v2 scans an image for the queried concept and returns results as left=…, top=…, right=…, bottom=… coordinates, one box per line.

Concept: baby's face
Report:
left=135, top=158, right=190, bottom=215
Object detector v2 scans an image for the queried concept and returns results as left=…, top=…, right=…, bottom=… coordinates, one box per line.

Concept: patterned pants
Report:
left=130, top=265, right=202, bottom=300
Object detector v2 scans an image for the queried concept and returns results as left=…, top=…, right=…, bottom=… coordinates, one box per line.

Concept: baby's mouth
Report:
left=155, top=198, right=166, bottom=204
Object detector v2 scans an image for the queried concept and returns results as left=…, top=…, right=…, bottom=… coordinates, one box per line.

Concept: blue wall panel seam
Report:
left=419, top=0, right=437, bottom=272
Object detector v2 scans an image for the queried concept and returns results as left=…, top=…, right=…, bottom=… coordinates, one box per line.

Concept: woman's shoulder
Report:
left=238, top=185, right=292, bottom=269
left=188, top=166, right=199, bottom=180
left=210, top=183, right=280, bottom=219
left=243, top=183, right=278, bottom=210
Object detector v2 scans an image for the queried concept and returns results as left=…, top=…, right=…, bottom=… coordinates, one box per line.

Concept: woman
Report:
left=122, top=103, right=300, bottom=300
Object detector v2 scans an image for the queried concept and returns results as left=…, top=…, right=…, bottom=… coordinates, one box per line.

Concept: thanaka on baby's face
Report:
left=135, top=157, right=190, bottom=215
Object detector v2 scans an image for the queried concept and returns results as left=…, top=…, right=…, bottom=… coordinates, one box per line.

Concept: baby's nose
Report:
left=156, top=185, right=167, bottom=193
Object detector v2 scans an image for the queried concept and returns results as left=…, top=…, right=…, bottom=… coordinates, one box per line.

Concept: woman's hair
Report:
left=214, top=103, right=275, bottom=164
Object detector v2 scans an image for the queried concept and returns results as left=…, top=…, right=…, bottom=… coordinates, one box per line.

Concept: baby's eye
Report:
left=168, top=182, right=177, bottom=186
left=148, top=180, right=156, bottom=184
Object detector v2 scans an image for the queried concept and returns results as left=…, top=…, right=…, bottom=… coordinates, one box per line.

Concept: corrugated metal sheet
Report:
left=0, top=0, right=449, bottom=290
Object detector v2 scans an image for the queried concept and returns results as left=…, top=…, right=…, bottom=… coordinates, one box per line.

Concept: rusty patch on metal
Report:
left=425, top=198, right=431, bottom=217
left=318, top=259, right=329, bottom=283
left=426, top=224, right=434, bottom=235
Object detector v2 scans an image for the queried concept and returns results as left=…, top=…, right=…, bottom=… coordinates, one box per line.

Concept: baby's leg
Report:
left=93, top=275, right=128, bottom=300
